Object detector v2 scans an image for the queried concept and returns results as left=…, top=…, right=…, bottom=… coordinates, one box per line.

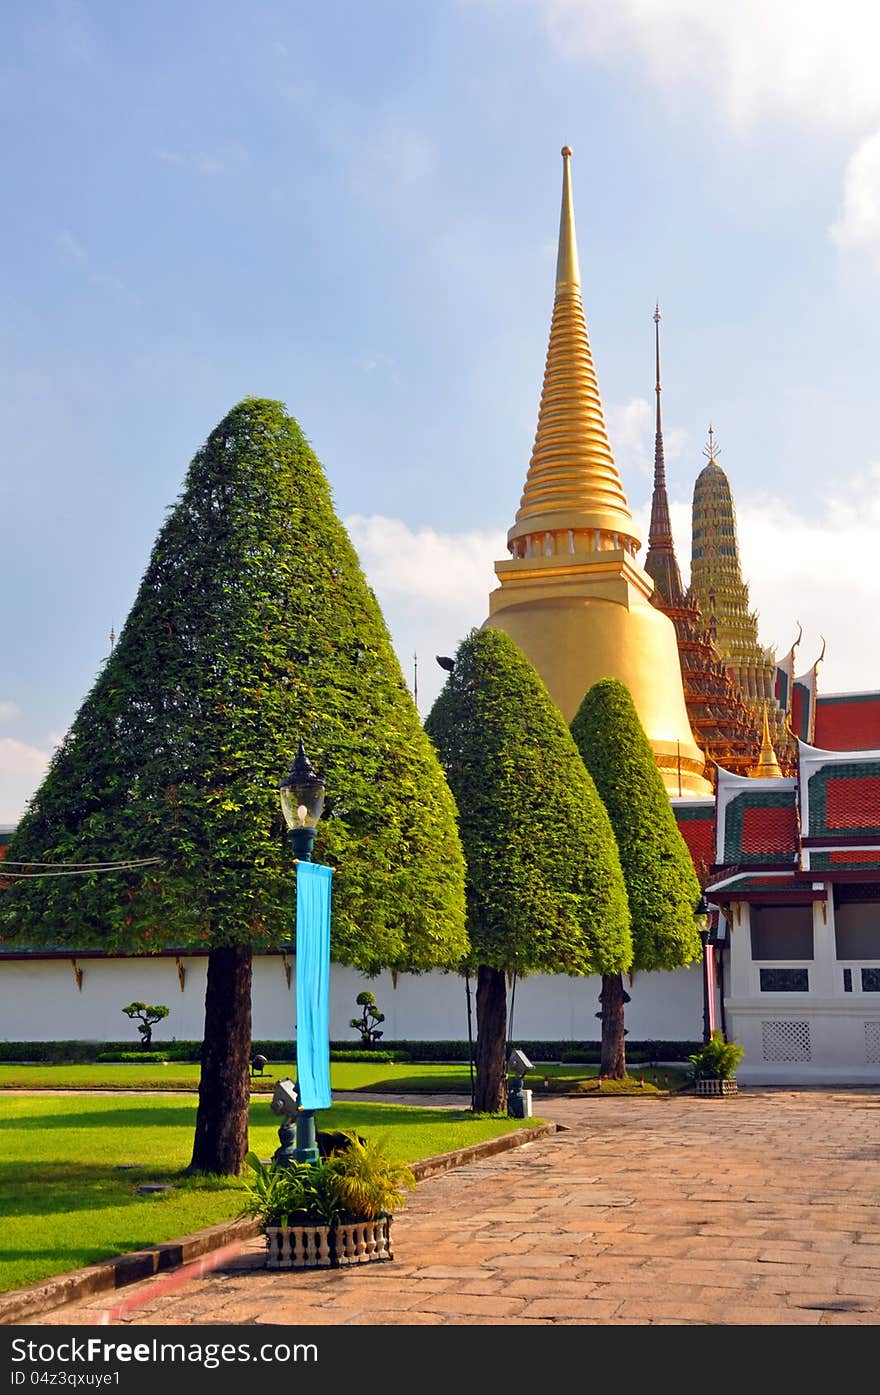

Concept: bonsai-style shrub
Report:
left=349, top=990, right=385, bottom=1047
left=323, top=1134, right=415, bottom=1220
left=689, top=1031, right=745, bottom=1081
left=121, top=1002, right=169, bottom=1049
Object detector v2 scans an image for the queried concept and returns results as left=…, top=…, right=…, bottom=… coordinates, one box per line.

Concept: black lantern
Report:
left=279, top=739, right=325, bottom=862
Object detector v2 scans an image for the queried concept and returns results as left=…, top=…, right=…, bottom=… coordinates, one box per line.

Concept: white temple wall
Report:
left=0, top=957, right=704, bottom=1046
left=724, top=896, right=880, bottom=1084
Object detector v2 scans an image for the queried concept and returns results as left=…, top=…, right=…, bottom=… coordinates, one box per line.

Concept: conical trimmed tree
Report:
left=425, top=627, right=631, bottom=1111
left=1, top=398, right=468, bottom=1171
left=571, top=678, right=703, bottom=1079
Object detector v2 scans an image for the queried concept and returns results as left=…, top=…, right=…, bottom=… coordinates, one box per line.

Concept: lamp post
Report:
left=697, top=895, right=711, bottom=1044
left=279, top=739, right=327, bottom=1165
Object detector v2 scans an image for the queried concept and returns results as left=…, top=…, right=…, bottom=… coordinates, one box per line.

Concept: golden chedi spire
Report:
left=750, top=703, right=783, bottom=778
left=486, top=148, right=710, bottom=797
left=508, top=147, right=639, bottom=555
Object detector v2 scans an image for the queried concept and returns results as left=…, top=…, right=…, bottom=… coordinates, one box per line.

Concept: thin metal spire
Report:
left=644, top=304, right=683, bottom=604
left=704, top=423, right=720, bottom=462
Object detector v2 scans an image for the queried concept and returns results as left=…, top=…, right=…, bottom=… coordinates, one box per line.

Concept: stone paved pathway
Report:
left=25, top=1088, right=880, bottom=1326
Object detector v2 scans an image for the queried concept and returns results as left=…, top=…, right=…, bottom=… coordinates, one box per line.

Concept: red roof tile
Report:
left=674, top=810, right=714, bottom=877
left=824, top=774, right=880, bottom=831
left=740, top=803, right=798, bottom=858
left=815, top=695, right=880, bottom=750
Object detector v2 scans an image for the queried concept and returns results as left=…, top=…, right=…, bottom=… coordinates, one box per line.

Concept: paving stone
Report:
left=14, top=1087, right=880, bottom=1328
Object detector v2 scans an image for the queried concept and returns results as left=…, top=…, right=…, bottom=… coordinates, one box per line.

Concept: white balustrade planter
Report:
left=265, top=1214, right=394, bottom=1269
left=694, top=1078, right=738, bottom=1097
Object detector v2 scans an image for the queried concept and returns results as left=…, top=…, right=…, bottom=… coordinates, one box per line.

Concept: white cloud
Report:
left=345, top=514, right=503, bottom=610
left=56, top=229, right=87, bottom=263
left=531, top=1, right=880, bottom=264
left=0, top=738, right=51, bottom=826
left=0, top=701, right=20, bottom=724
left=831, top=131, right=880, bottom=260
left=153, top=143, right=249, bottom=177
left=55, top=229, right=139, bottom=304
left=352, top=350, right=400, bottom=382
left=540, top=0, right=880, bottom=136
left=350, top=124, right=436, bottom=215
left=606, top=397, right=688, bottom=481
left=345, top=514, right=504, bottom=715
left=606, top=397, right=653, bottom=476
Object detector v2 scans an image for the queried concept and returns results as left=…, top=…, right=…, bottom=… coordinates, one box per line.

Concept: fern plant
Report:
left=240, top=1152, right=341, bottom=1227
left=240, top=1136, right=415, bottom=1227
left=322, top=1134, right=416, bottom=1221
left=689, top=1031, right=745, bottom=1081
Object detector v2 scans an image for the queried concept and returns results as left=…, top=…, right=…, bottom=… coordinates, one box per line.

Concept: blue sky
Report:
left=4, top=0, right=880, bottom=821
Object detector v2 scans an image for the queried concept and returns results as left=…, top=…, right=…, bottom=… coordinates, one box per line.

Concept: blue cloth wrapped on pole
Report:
left=294, top=861, right=333, bottom=1110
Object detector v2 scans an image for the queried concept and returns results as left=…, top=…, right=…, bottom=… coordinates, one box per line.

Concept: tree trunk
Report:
left=189, top=944, right=253, bottom=1175
left=474, top=964, right=508, bottom=1114
left=600, top=971, right=627, bottom=1080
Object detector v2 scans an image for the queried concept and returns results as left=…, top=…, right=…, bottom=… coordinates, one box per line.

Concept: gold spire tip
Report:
left=561, top=145, right=572, bottom=157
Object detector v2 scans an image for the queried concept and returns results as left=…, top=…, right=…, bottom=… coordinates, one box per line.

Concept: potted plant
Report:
left=688, top=1030, right=745, bottom=1096
left=241, top=1133, right=416, bottom=1270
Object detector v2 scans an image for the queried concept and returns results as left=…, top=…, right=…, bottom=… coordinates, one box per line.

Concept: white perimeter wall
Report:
left=0, top=956, right=703, bottom=1045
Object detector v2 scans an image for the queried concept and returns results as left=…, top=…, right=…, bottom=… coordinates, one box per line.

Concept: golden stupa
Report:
left=484, top=147, right=710, bottom=797
left=749, top=704, right=784, bottom=779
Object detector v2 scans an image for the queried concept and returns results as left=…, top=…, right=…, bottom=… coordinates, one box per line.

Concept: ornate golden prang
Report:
left=689, top=432, right=796, bottom=769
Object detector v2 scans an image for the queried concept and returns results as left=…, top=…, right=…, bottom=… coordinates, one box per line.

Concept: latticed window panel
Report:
left=761, top=1019, right=811, bottom=1061
left=865, top=1022, right=880, bottom=1065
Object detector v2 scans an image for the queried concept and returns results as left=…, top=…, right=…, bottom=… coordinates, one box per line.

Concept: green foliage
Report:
left=96, top=1050, right=173, bottom=1063
left=330, top=1050, right=408, bottom=1063
left=349, top=989, right=385, bottom=1045
left=424, top=628, right=631, bottom=976
left=241, top=1135, right=415, bottom=1226
left=1, top=398, right=467, bottom=975
left=570, top=679, right=703, bottom=972
left=121, top=1001, right=169, bottom=1048
left=0, top=1038, right=701, bottom=1065
left=240, top=1153, right=342, bottom=1226
left=689, top=1031, right=745, bottom=1081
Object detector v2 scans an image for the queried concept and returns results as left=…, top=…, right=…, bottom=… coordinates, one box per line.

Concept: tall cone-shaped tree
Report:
left=571, top=678, right=703, bottom=1079
left=425, top=628, right=631, bottom=1111
left=1, top=398, right=467, bottom=1172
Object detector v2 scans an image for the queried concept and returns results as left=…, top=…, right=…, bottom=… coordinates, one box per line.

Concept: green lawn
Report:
left=0, top=1094, right=534, bottom=1296
left=0, top=1060, right=686, bottom=1093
